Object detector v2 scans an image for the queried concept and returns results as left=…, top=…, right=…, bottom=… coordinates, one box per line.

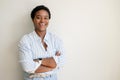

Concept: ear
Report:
left=32, top=19, right=34, bottom=22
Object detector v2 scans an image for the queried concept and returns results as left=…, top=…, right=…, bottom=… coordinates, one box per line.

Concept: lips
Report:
left=40, top=23, right=46, bottom=26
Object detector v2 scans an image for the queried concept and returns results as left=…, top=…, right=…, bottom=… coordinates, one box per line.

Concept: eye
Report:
left=44, top=17, right=49, bottom=20
left=36, top=16, right=41, bottom=19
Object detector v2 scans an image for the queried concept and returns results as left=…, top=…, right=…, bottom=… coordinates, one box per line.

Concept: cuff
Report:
left=28, top=60, right=42, bottom=73
left=53, top=55, right=58, bottom=64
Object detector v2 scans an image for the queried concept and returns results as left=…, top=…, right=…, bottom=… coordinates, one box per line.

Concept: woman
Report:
left=18, top=5, right=65, bottom=80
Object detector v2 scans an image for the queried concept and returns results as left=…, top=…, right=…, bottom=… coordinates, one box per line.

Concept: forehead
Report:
left=35, top=10, right=49, bottom=16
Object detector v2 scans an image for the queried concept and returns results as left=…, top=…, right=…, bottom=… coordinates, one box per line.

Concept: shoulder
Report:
left=48, top=32, right=63, bottom=44
left=48, top=32, right=62, bottom=41
left=19, top=31, right=34, bottom=44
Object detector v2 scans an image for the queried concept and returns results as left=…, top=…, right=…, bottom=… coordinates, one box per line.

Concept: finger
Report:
left=55, top=51, right=61, bottom=56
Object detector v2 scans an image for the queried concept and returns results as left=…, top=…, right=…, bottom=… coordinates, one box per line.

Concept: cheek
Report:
left=33, top=19, right=40, bottom=23
left=46, top=21, right=49, bottom=24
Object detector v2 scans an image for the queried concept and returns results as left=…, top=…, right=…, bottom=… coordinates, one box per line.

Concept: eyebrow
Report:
left=36, top=15, right=49, bottom=17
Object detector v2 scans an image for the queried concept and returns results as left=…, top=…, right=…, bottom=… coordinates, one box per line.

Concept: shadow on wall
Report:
left=0, top=12, right=33, bottom=80
left=11, top=12, right=34, bottom=80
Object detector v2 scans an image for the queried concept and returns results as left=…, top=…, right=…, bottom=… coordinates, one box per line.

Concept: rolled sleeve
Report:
left=18, top=36, right=41, bottom=73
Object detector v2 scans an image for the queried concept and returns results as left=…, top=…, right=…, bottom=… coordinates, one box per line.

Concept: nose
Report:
left=41, top=18, right=45, bottom=22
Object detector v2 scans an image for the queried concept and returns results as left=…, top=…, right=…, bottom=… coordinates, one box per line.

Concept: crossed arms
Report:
left=34, top=51, right=60, bottom=73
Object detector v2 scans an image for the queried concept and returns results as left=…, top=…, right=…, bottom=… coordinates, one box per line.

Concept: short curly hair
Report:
left=31, top=5, right=51, bottom=19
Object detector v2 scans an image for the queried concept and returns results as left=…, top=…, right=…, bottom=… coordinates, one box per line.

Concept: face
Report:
left=33, top=10, right=49, bottom=32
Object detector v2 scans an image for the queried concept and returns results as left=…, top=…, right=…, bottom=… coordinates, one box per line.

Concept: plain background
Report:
left=0, top=0, right=120, bottom=80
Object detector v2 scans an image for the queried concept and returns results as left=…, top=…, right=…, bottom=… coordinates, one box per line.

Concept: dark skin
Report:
left=34, top=52, right=60, bottom=73
left=32, top=10, right=61, bottom=73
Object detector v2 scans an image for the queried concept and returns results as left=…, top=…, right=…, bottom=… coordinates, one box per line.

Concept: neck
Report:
left=35, top=29, right=46, bottom=41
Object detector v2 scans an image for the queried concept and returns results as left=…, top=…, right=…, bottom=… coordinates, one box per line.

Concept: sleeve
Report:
left=53, top=37, right=65, bottom=70
left=18, top=36, right=41, bottom=73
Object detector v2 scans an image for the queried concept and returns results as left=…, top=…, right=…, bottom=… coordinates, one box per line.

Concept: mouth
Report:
left=40, top=23, right=46, bottom=26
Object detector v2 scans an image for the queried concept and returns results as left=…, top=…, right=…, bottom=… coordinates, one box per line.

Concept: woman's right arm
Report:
left=34, top=57, right=57, bottom=73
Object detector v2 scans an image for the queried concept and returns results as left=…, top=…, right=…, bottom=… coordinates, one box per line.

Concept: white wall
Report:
left=0, top=0, right=120, bottom=80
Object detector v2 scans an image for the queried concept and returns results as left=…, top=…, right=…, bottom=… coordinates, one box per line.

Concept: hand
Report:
left=55, top=51, right=61, bottom=56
